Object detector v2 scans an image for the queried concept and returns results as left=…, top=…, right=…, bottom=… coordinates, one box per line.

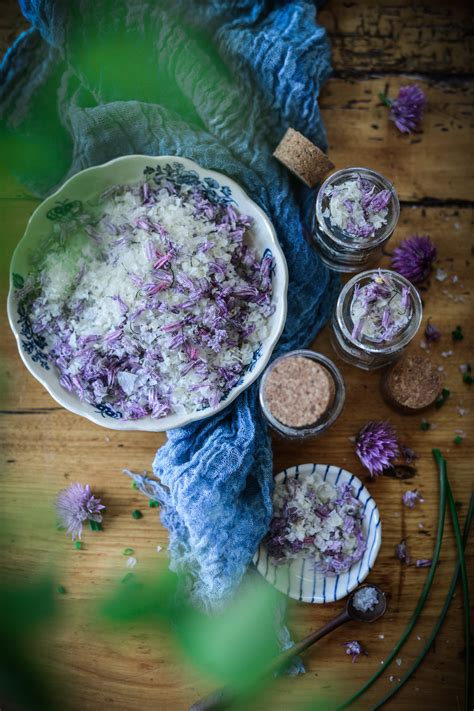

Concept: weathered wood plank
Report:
left=320, top=75, right=474, bottom=202
left=1, top=197, right=472, bottom=710
left=1, top=0, right=473, bottom=76
left=318, top=0, right=474, bottom=75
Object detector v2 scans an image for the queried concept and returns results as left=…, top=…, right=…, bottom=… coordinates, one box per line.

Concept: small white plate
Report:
left=254, top=463, right=382, bottom=603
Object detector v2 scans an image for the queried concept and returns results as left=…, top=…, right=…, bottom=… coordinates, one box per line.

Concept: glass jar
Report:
left=310, top=167, right=400, bottom=272
left=259, top=350, right=345, bottom=439
left=330, top=269, right=423, bottom=371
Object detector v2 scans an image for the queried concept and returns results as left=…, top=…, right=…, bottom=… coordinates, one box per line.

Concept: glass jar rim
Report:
left=259, top=349, right=345, bottom=437
left=315, top=167, right=400, bottom=249
left=336, top=269, right=423, bottom=354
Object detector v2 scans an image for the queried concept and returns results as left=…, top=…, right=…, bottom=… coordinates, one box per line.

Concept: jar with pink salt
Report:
left=259, top=350, right=345, bottom=438
left=310, top=167, right=400, bottom=272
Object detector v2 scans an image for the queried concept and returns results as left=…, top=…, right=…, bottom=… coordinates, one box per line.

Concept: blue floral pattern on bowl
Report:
left=8, top=155, right=287, bottom=432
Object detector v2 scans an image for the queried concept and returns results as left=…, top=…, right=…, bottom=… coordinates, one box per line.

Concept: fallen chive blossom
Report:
left=424, top=320, right=441, bottom=343
left=395, top=539, right=411, bottom=565
left=343, top=641, right=367, bottom=663
left=391, top=235, right=437, bottom=284
left=56, top=483, right=105, bottom=540
left=415, top=559, right=432, bottom=568
left=19, top=176, right=274, bottom=420
left=402, top=490, right=425, bottom=509
left=452, top=325, right=464, bottom=342
left=355, top=421, right=399, bottom=477
left=380, top=85, right=426, bottom=134
left=401, top=446, right=418, bottom=465
left=323, top=175, right=391, bottom=239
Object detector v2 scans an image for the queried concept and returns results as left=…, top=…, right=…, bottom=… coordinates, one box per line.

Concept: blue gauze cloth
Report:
left=1, top=0, right=338, bottom=613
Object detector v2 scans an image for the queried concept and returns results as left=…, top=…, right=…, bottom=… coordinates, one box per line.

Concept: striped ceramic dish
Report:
left=254, top=463, right=382, bottom=603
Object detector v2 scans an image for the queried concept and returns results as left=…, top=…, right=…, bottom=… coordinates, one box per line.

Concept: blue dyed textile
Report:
left=1, top=1, right=338, bottom=609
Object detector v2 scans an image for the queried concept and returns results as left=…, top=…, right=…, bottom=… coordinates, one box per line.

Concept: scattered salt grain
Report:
left=451, top=275, right=459, bottom=284
left=396, top=658, right=402, bottom=666
left=126, top=556, right=137, bottom=569
left=441, top=350, right=453, bottom=358
left=389, top=675, right=395, bottom=682
left=436, top=268, right=448, bottom=282
left=353, top=586, right=379, bottom=612
left=379, top=634, right=385, bottom=640
left=156, top=545, right=162, bottom=553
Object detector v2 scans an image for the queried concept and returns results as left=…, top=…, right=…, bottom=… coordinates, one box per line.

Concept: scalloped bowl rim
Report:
left=7, top=154, right=288, bottom=431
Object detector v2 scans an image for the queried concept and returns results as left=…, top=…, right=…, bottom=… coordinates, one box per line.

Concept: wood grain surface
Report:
left=1, top=2, right=473, bottom=710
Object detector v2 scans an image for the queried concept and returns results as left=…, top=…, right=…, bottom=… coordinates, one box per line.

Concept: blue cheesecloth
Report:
left=1, top=0, right=340, bottom=669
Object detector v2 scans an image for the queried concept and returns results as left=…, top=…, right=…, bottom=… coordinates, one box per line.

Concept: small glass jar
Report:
left=330, top=269, right=423, bottom=371
left=310, top=167, right=400, bottom=272
left=259, top=350, right=345, bottom=439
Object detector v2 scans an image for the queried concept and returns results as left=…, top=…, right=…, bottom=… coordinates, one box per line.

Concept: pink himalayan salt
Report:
left=264, top=356, right=335, bottom=428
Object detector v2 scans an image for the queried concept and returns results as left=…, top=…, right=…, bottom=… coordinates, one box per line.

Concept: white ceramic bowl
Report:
left=254, top=463, right=382, bottom=603
left=7, top=155, right=288, bottom=431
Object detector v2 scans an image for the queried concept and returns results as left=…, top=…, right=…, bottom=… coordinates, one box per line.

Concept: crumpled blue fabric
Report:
left=1, top=1, right=338, bottom=613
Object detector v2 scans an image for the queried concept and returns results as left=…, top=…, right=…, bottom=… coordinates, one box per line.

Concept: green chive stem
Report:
left=370, top=493, right=473, bottom=710
left=446, top=475, right=471, bottom=710
left=336, top=448, right=447, bottom=710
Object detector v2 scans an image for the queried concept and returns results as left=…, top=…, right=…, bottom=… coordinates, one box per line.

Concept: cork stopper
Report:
left=273, top=128, right=335, bottom=188
left=382, top=355, right=443, bottom=413
left=264, top=356, right=335, bottom=428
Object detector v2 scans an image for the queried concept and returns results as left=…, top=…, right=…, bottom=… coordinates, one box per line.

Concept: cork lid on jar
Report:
left=259, top=350, right=345, bottom=438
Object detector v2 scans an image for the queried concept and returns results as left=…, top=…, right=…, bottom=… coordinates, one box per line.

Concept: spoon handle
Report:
left=189, top=609, right=350, bottom=711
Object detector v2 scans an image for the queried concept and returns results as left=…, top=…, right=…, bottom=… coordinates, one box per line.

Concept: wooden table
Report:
left=1, top=2, right=472, bottom=709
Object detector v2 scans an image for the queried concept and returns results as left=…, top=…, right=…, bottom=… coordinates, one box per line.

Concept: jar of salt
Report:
left=310, top=167, right=400, bottom=272
left=259, top=350, right=345, bottom=439
left=330, top=269, right=422, bottom=371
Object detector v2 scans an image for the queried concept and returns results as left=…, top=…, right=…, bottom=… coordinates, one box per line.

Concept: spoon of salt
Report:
left=189, top=584, right=387, bottom=711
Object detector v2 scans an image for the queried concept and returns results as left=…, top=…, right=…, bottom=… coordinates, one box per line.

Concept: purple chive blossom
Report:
left=395, top=538, right=411, bottom=565
left=416, top=559, right=432, bottom=568
left=388, top=85, right=426, bottom=134
left=391, top=234, right=437, bottom=284
left=56, top=483, right=104, bottom=540
left=343, top=641, right=367, bottom=663
left=425, top=320, right=441, bottom=343
left=355, top=421, right=399, bottom=477
left=402, top=489, right=425, bottom=509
